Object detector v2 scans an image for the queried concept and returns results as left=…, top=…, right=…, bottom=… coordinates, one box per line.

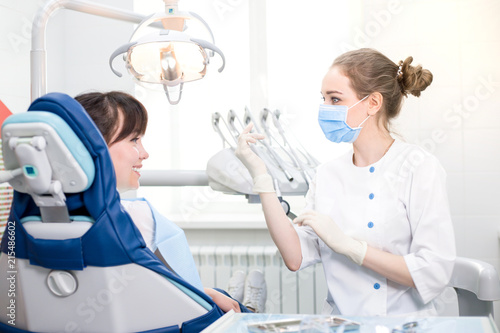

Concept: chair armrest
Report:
left=449, top=257, right=500, bottom=301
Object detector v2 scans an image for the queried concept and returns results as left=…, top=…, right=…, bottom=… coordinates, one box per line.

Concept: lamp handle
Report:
left=164, top=82, right=184, bottom=105
left=191, top=38, right=226, bottom=73
left=109, top=42, right=137, bottom=77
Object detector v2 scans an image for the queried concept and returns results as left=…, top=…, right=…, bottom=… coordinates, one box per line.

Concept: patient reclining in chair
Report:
left=75, top=91, right=267, bottom=314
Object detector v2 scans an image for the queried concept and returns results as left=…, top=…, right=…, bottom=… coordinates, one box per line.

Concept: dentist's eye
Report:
left=331, top=97, right=340, bottom=103
left=131, top=137, right=139, bottom=143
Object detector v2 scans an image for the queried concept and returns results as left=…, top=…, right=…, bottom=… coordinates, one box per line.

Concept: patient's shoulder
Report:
left=121, top=199, right=154, bottom=223
left=121, top=199, right=155, bottom=249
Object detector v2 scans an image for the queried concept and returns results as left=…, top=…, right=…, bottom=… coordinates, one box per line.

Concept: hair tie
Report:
left=397, top=61, right=403, bottom=78
left=396, top=61, right=406, bottom=96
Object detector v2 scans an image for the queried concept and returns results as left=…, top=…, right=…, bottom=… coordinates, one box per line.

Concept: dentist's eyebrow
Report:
left=324, top=90, right=344, bottom=95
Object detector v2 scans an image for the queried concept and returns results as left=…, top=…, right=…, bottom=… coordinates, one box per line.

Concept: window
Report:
left=133, top=0, right=352, bottom=224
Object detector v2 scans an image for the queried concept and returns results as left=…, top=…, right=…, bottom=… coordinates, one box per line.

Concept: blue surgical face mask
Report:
left=318, top=95, right=370, bottom=143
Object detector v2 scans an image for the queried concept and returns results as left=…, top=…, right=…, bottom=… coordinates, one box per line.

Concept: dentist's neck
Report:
left=352, top=122, right=394, bottom=167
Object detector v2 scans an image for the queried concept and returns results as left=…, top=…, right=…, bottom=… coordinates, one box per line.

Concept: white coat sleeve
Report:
left=296, top=173, right=322, bottom=270
left=403, top=154, right=456, bottom=304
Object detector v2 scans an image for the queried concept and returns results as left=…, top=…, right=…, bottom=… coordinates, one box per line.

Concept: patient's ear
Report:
left=367, top=92, right=383, bottom=116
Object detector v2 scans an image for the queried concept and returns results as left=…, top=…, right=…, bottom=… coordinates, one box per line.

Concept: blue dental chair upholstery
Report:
left=0, top=93, right=224, bottom=332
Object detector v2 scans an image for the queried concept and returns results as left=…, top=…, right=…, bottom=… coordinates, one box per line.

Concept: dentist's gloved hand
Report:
left=293, top=210, right=367, bottom=265
left=235, top=123, right=275, bottom=193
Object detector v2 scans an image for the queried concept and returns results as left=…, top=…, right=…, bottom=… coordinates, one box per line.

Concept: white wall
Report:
left=1, top=0, right=500, bottom=322
left=0, top=1, right=37, bottom=114
left=0, top=0, right=134, bottom=113
left=45, top=0, right=135, bottom=96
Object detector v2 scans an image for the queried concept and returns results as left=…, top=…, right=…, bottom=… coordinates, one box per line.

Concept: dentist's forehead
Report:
left=321, top=67, right=355, bottom=96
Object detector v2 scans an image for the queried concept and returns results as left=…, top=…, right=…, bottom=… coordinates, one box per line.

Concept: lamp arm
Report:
left=31, top=0, right=151, bottom=101
left=108, top=42, right=137, bottom=77
left=191, top=38, right=226, bottom=73
left=129, top=13, right=157, bottom=42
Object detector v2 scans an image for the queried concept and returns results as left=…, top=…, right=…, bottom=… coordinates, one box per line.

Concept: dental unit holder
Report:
left=206, top=107, right=317, bottom=219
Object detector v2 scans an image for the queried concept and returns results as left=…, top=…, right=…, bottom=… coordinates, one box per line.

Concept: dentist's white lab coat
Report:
left=296, top=139, right=456, bottom=316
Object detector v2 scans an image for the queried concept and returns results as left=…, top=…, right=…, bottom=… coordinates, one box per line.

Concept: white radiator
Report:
left=190, top=245, right=327, bottom=314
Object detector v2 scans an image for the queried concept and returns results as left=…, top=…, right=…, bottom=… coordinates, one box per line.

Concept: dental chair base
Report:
left=0, top=256, right=211, bottom=332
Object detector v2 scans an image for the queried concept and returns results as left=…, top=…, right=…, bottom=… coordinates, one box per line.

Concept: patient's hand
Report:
left=204, top=288, right=241, bottom=313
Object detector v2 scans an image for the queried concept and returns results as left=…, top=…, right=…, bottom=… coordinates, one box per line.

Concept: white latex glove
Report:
left=293, top=210, right=367, bottom=265
left=235, top=123, right=275, bottom=193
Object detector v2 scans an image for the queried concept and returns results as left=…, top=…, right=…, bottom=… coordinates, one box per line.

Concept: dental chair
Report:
left=0, top=93, right=224, bottom=333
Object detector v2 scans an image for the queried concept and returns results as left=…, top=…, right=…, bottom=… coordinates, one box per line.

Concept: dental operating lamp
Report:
left=109, top=0, right=226, bottom=105
left=31, top=0, right=225, bottom=105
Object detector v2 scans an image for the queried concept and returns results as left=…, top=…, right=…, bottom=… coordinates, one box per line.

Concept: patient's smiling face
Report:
left=74, top=91, right=149, bottom=193
left=108, top=113, right=149, bottom=193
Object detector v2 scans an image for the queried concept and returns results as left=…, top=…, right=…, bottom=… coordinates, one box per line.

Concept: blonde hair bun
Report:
left=331, top=48, right=433, bottom=129
left=398, top=56, right=433, bottom=97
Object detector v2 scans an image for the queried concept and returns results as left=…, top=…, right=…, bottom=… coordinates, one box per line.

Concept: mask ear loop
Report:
left=345, top=95, right=370, bottom=127
left=347, top=95, right=370, bottom=110
left=357, top=114, right=371, bottom=128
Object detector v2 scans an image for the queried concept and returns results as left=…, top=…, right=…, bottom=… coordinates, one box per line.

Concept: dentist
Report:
left=236, top=48, right=456, bottom=316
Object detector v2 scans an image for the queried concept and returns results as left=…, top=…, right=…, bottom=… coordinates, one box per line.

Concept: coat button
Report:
left=374, top=283, right=381, bottom=290
left=368, top=222, right=374, bottom=228
left=369, top=166, right=375, bottom=173
left=369, top=193, right=374, bottom=200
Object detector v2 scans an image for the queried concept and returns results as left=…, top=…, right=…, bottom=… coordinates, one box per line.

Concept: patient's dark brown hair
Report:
left=75, top=91, right=148, bottom=145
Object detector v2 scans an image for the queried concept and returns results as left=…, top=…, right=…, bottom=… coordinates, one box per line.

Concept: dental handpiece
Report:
left=212, top=112, right=236, bottom=149
left=260, top=108, right=300, bottom=169
left=244, top=106, right=294, bottom=181
left=270, top=110, right=312, bottom=184
left=272, top=109, right=320, bottom=168
left=226, top=109, right=282, bottom=184
left=259, top=108, right=300, bottom=169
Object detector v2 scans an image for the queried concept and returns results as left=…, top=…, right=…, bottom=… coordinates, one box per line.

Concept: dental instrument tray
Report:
left=246, top=316, right=360, bottom=332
